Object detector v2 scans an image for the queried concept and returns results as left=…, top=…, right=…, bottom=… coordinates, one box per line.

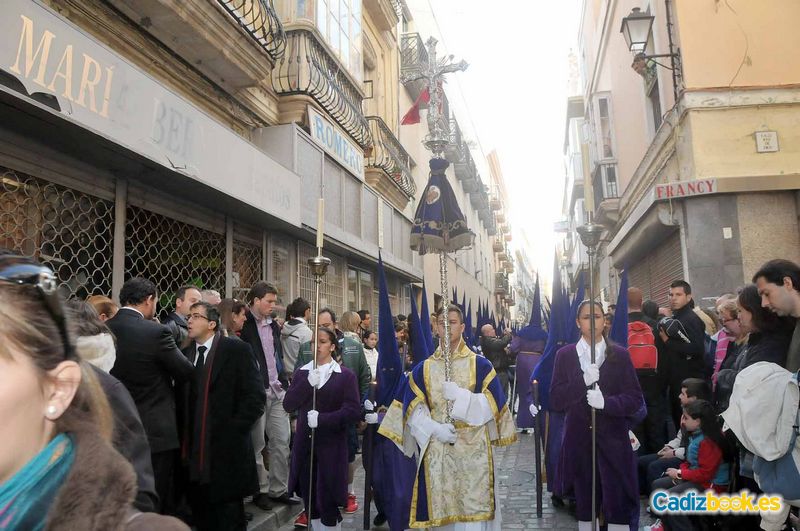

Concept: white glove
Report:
left=442, top=381, right=468, bottom=401
left=307, top=410, right=319, bottom=428
left=364, top=399, right=375, bottom=411
left=583, top=364, right=600, bottom=387
left=587, top=388, right=605, bottom=410
left=365, top=412, right=379, bottom=424
left=432, top=422, right=457, bottom=444
left=307, top=368, right=321, bottom=388
left=529, top=404, right=541, bottom=418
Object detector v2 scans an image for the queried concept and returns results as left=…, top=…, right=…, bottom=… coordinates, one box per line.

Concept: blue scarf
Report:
left=0, top=433, right=75, bottom=530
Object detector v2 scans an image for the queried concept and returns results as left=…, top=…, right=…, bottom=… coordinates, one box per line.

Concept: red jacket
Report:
left=679, top=436, right=727, bottom=491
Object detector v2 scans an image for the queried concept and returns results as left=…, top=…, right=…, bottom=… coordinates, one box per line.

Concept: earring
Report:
left=46, top=405, right=57, bottom=417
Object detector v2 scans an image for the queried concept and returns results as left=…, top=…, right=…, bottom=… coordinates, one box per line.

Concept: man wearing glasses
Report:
left=108, top=277, right=195, bottom=515
left=179, top=302, right=265, bottom=530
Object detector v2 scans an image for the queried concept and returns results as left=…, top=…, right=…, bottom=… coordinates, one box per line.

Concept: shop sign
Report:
left=307, top=106, right=365, bottom=181
left=655, top=179, right=717, bottom=200
left=0, top=0, right=301, bottom=226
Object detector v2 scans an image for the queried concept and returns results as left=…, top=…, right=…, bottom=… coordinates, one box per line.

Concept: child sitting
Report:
left=647, top=399, right=732, bottom=531
left=637, top=378, right=710, bottom=495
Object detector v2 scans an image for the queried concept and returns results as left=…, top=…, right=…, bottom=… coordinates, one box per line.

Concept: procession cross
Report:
left=401, top=37, right=468, bottom=157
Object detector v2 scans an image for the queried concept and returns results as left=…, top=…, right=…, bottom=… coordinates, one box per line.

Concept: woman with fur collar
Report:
left=0, top=253, right=186, bottom=530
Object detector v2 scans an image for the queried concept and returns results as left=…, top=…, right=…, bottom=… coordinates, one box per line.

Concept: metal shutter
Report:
left=627, top=231, right=683, bottom=307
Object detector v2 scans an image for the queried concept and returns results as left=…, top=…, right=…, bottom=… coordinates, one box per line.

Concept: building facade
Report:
left=571, top=0, right=800, bottom=307
left=0, top=0, right=506, bottom=324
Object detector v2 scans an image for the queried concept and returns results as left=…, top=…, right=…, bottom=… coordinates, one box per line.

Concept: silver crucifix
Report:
left=401, top=37, right=468, bottom=157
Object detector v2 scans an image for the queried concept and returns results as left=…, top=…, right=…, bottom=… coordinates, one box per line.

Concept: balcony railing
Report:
left=400, top=33, right=428, bottom=81
left=273, top=29, right=371, bottom=148
left=495, top=272, right=510, bottom=295
left=592, top=162, right=620, bottom=205
left=366, top=116, right=417, bottom=199
left=217, top=0, right=286, bottom=61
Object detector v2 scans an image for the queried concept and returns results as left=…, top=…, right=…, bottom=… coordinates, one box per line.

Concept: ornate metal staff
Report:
left=405, top=38, right=471, bottom=421
left=576, top=219, right=603, bottom=531
left=307, top=199, right=331, bottom=523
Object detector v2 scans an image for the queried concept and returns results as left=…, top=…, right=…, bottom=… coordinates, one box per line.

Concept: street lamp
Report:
left=619, top=7, right=653, bottom=55
left=619, top=2, right=682, bottom=100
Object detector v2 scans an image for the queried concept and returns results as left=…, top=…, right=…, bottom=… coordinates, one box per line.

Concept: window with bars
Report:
left=125, top=205, right=226, bottom=317
left=269, top=234, right=294, bottom=307
left=298, top=241, right=344, bottom=315
left=232, top=240, right=263, bottom=301
left=0, top=168, right=114, bottom=300
left=347, top=266, right=373, bottom=318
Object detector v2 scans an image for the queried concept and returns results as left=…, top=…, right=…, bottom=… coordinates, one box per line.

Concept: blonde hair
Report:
left=340, top=311, right=361, bottom=333
left=0, top=284, right=113, bottom=441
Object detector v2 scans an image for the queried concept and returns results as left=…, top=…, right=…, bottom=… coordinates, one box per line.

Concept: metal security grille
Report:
left=298, top=241, right=344, bottom=316
left=232, top=239, right=263, bottom=301
left=0, top=168, right=114, bottom=299
left=125, top=205, right=225, bottom=316
left=628, top=231, right=683, bottom=307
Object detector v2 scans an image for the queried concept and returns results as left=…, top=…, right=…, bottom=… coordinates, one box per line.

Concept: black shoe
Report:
left=269, top=492, right=301, bottom=505
left=373, top=513, right=387, bottom=526
left=551, top=494, right=565, bottom=508
left=245, top=512, right=254, bottom=522
left=252, top=493, right=273, bottom=511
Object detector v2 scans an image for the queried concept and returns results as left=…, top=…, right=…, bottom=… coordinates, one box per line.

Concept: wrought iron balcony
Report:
left=495, top=272, right=509, bottom=295
left=592, top=162, right=620, bottom=203
left=217, top=0, right=286, bottom=62
left=401, top=33, right=428, bottom=99
left=273, top=29, right=371, bottom=148
left=445, top=118, right=464, bottom=162
left=366, top=116, right=417, bottom=199
left=454, top=149, right=479, bottom=192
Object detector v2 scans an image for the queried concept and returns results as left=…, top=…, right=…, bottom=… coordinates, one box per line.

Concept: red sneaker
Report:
left=344, top=493, right=359, bottom=514
left=294, top=511, right=308, bottom=528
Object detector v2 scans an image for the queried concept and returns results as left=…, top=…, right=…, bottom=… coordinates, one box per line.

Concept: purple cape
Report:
left=549, top=343, right=644, bottom=525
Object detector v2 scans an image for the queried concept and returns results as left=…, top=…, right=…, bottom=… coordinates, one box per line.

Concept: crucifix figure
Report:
left=401, top=37, right=468, bottom=157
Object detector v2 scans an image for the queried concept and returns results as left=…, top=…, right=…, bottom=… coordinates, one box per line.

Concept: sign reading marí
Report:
left=655, top=179, right=717, bottom=200
left=307, top=106, right=365, bottom=181
left=8, top=14, right=114, bottom=118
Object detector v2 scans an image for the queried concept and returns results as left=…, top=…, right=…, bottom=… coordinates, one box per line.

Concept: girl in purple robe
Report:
left=284, top=327, right=361, bottom=530
left=549, top=300, right=644, bottom=531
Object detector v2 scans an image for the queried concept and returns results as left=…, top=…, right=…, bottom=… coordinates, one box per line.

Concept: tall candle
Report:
left=316, top=198, right=324, bottom=250
left=532, top=379, right=539, bottom=408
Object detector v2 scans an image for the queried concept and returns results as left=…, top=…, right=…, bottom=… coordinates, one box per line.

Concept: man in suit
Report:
left=164, top=285, right=202, bottom=349
left=108, top=277, right=195, bottom=515
left=240, top=281, right=297, bottom=509
left=179, top=302, right=265, bottom=530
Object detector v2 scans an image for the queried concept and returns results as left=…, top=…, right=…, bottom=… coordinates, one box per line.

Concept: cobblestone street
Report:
left=276, top=429, right=656, bottom=530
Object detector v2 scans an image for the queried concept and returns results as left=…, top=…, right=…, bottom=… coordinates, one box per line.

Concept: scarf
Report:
left=0, top=433, right=75, bottom=530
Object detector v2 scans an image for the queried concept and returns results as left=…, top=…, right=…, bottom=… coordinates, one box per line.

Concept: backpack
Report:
left=628, top=321, right=658, bottom=374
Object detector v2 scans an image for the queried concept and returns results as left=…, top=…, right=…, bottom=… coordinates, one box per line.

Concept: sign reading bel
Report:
left=655, top=179, right=717, bottom=200
left=308, top=106, right=365, bottom=180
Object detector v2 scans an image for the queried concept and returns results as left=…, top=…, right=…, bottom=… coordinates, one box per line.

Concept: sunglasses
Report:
left=0, top=255, right=73, bottom=360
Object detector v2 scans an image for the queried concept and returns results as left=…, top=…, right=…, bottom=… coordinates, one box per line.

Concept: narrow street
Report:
left=272, top=430, right=655, bottom=530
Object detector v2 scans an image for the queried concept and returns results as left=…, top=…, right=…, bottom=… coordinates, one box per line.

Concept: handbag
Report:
left=752, top=374, right=800, bottom=499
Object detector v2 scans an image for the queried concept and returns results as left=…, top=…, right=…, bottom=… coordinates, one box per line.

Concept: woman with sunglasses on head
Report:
left=0, top=252, right=187, bottom=530
left=283, top=327, right=361, bottom=531
left=545, top=300, right=644, bottom=531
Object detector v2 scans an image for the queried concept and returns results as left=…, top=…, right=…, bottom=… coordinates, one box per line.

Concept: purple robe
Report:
left=284, top=366, right=361, bottom=525
left=549, top=343, right=643, bottom=525
left=511, top=336, right=545, bottom=428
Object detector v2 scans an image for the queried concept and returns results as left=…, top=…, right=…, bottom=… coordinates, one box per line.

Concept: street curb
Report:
left=246, top=501, right=303, bottom=531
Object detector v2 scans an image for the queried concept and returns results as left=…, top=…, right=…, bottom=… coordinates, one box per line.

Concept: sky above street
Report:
left=409, top=0, right=580, bottom=279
